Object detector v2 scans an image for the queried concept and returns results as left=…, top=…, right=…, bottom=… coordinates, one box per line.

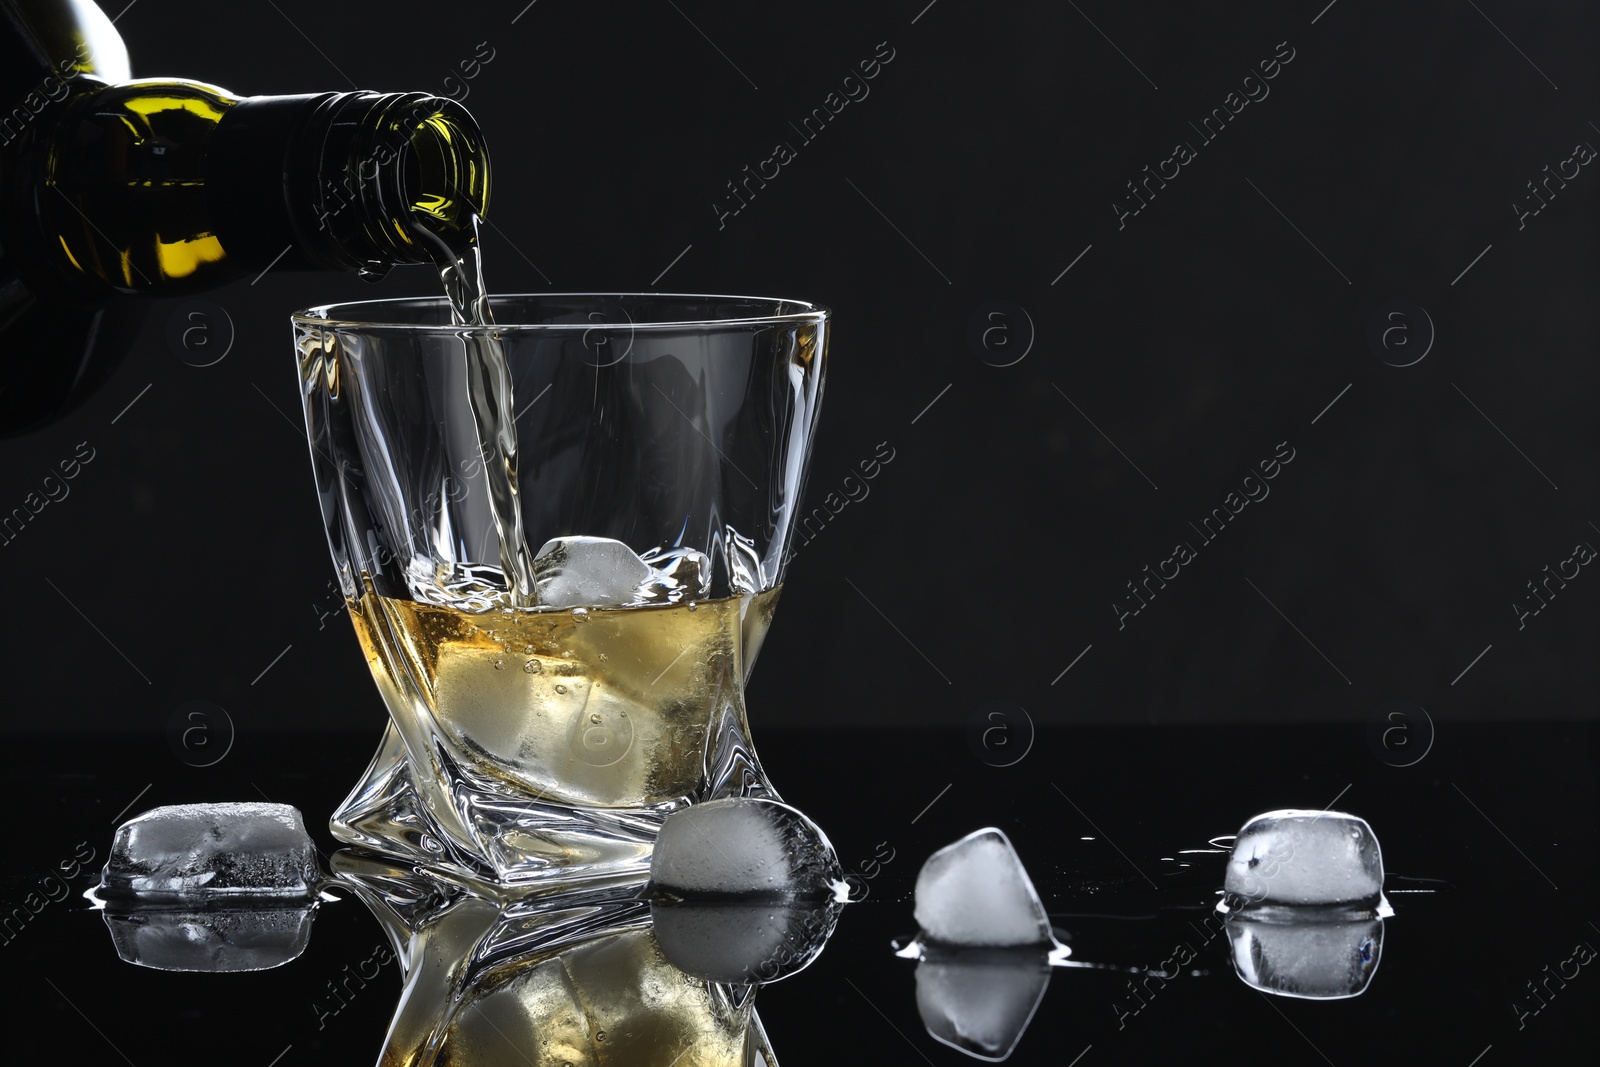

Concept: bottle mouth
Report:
left=331, top=93, right=491, bottom=269
left=399, top=102, right=491, bottom=241
left=205, top=91, right=491, bottom=274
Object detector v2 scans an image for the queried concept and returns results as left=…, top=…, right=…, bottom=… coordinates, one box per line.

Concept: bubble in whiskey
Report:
left=523, top=659, right=540, bottom=674
left=570, top=708, right=633, bottom=767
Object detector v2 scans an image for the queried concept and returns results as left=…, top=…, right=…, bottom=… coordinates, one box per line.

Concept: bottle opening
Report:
left=205, top=91, right=491, bottom=273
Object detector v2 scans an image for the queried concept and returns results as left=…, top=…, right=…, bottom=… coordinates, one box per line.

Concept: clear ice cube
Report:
left=916, top=954, right=1052, bottom=1062
left=103, top=905, right=317, bottom=972
left=1226, top=913, right=1384, bottom=999
left=532, top=535, right=653, bottom=608
left=913, top=829, right=1053, bottom=948
left=639, top=545, right=714, bottom=602
left=100, top=802, right=318, bottom=900
left=1224, top=809, right=1384, bottom=906
left=649, top=797, right=842, bottom=899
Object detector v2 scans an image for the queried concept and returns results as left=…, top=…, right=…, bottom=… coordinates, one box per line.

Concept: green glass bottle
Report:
left=0, top=0, right=490, bottom=434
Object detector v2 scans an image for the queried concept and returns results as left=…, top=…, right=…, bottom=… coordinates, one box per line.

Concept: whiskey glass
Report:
left=293, top=294, right=827, bottom=886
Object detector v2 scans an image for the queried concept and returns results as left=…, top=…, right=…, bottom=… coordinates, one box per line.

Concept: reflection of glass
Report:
left=330, top=851, right=786, bottom=1066
left=434, top=927, right=772, bottom=1066
left=294, top=295, right=827, bottom=886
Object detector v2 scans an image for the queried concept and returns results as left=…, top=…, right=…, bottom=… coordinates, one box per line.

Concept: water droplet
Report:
left=555, top=684, right=568, bottom=694
left=590, top=713, right=602, bottom=724
left=501, top=607, right=514, bottom=617
left=596, top=1031, right=606, bottom=1042
left=523, top=659, right=539, bottom=674
left=687, top=602, right=698, bottom=612
left=494, top=658, right=505, bottom=670
left=572, top=607, right=589, bottom=622
left=466, top=626, right=478, bottom=636
left=598, top=652, right=608, bottom=661
left=523, top=643, right=534, bottom=654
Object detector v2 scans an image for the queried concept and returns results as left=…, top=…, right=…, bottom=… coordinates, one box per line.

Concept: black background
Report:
left=2, top=1, right=1596, bottom=1064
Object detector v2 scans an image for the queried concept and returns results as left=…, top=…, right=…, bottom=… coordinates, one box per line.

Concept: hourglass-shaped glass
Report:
left=293, top=294, right=827, bottom=885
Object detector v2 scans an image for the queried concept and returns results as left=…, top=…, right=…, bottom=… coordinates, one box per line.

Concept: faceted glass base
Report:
left=331, top=706, right=776, bottom=888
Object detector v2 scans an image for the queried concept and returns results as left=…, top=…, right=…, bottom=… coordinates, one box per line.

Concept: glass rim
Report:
left=291, top=291, right=831, bottom=332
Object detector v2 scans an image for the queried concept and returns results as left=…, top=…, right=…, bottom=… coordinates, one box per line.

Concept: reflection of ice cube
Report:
left=1225, top=810, right=1383, bottom=906
left=651, top=897, right=841, bottom=984
left=103, top=905, right=316, bottom=972
left=650, top=797, right=843, bottom=898
left=532, top=536, right=652, bottom=608
left=916, top=952, right=1052, bottom=1062
left=639, top=545, right=713, bottom=602
left=1226, top=912, right=1384, bottom=999
left=914, top=829, right=1052, bottom=948
left=101, top=802, right=318, bottom=900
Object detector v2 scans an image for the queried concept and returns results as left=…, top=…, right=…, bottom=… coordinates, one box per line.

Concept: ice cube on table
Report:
left=103, top=904, right=317, bottom=972
left=533, top=535, right=653, bottom=608
left=649, top=797, right=843, bottom=899
left=913, top=829, right=1052, bottom=948
left=916, top=954, right=1052, bottom=1062
left=100, top=802, right=318, bottom=900
left=1226, top=913, right=1384, bottom=999
left=1224, top=809, right=1384, bottom=906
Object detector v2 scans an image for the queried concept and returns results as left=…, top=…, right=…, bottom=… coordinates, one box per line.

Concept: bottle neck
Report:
left=206, top=91, right=489, bottom=277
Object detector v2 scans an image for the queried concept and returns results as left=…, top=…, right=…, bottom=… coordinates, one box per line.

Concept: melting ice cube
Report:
left=1226, top=913, right=1384, bottom=999
left=103, top=905, right=317, bottom=972
left=908, top=829, right=1057, bottom=1062
left=1224, top=809, right=1383, bottom=906
left=532, top=536, right=653, bottom=608
left=100, top=802, right=318, bottom=901
left=649, top=799, right=845, bottom=984
left=649, top=797, right=843, bottom=899
left=914, top=828, right=1053, bottom=948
